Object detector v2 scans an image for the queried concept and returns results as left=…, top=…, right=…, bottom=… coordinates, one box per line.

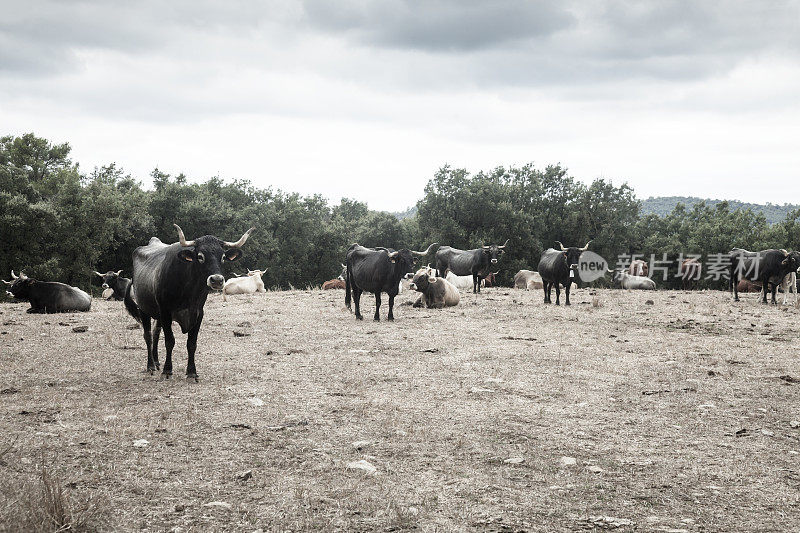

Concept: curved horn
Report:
left=498, top=239, right=509, bottom=249
left=115, top=270, right=123, bottom=276
left=388, top=251, right=400, bottom=259
left=93, top=271, right=103, bottom=278
left=1, top=279, right=10, bottom=285
left=492, top=271, right=500, bottom=275
left=11, top=270, right=18, bottom=280
left=223, top=227, right=255, bottom=249
left=482, top=245, right=491, bottom=250
left=555, top=241, right=566, bottom=251
left=174, top=224, right=195, bottom=247
left=580, top=240, right=593, bottom=251
left=341, top=263, right=346, bottom=269
left=411, top=243, right=438, bottom=257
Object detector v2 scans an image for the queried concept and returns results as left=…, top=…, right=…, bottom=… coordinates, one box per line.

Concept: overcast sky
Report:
left=2, top=1, right=799, bottom=211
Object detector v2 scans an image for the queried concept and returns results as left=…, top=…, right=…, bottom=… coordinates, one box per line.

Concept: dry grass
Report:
left=1, top=287, right=799, bottom=531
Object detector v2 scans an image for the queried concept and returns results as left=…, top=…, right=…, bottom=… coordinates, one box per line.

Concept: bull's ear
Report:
left=224, top=249, right=242, bottom=262
left=178, top=249, right=196, bottom=262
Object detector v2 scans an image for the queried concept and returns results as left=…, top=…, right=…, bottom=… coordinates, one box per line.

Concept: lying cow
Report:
left=629, top=259, right=649, bottom=277
left=514, top=269, right=542, bottom=290
left=94, top=270, right=130, bottom=300
left=483, top=271, right=499, bottom=287
left=736, top=279, right=762, bottom=293
left=323, top=279, right=346, bottom=290
left=223, top=269, right=266, bottom=301
left=3, top=270, right=91, bottom=313
left=410, top=267, right=460, bottom=308
left=610, top=268, right=656, bottom=290
left=446, top=271, right=485, bottom=291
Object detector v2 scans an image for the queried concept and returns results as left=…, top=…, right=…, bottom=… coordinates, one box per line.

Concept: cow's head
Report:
left=338, top=263, right=347, bottom=281
left=481, top=240, right=508, bottom=265
left=782, top=251, right=800, bottom=272
left=386, top=243, right=438, bottom=275
left=556, top=240, right=591, bottom=272
left=2, top=270, right=33, bottom=300
left=174, top=224, right=254, bottom=291
left=94, top=270, right=123, bottom=289
left=409, top=266, right=437, bottom=292
left=247, top=268, right=266, bottom=278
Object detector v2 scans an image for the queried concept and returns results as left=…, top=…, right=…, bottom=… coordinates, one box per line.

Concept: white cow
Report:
left=513, top=269, right=542, bottom=290
left=223, top=269, right=266, bottom=301
left=780, top=270, right=798, bottom=305
left=445, top=271, right=485, bottom=291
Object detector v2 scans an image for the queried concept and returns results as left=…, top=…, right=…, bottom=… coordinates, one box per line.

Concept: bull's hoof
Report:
left=373, top=316, right=380, bottom=322
left=186, top=373, right=199, bottom=383
left=160, top=372, right=172, bottom=380
left=355, top=315, right=363, bottom=321
left=565, top=302, right=571, bottom=306
left=387, top=316, right=394, bottom=321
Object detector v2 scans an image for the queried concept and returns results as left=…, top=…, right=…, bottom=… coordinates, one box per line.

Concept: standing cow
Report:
left=3, top=270, right=91, bottom=313
left=410, top=267, right=460, bottom=308
left=222, top=269, right=266, bottom=301
left=94, top=270, right=130, bottom=300
left=435, top=240, right=508, bottom=293
left=345, top=243, right=436, bottom=321
left=729, top=248, right=800, bottom=304
left=537, top=241, right=591, bottom=305
left=124, top=224, right=254, bottom=380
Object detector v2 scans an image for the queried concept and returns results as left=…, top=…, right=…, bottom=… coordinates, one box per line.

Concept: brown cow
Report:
left=410, top=267, right=460, bottom=309
left=679, top=258, right=701, bottom=290
left=736, top=279, right=762, bottom=293
left=628, top=259, right=649, bottom=277
left=483, top=271, right=500, bottom=287
left=322, top=279, right=346, bottom=290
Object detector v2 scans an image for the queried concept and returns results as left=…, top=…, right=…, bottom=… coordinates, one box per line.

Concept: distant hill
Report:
left=640, top=196, right=799, bottom=224
left=390, top=205, right=418, bottom=220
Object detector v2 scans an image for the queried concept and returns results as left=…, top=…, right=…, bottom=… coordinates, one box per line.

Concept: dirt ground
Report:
left=1, top=286, right=799, bottom=532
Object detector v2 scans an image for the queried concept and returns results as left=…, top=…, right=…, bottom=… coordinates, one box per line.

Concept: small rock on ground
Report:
left=560, top=456, right=577, bottom=467
left=347, top=459, right=377, bottom=475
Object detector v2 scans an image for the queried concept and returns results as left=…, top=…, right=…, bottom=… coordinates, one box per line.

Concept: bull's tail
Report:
left=123, top=282, right=141, bottom=323
left=344, top=264, right=352, bottom=310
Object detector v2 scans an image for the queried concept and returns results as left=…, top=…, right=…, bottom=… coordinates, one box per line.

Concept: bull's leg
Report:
left=160, top=314, right=176, bottom=378
left=771, top=283, right=778, bottom=305
left=353, top=287, right=363, bottom=320
left=141, top=315, right=155, bottom=373
left=555, top=284, right=561, bottom=305
left=387, top=294, right=395, bottom=321
left=543, top=281, right=551, bottom=303
left=151, top=321, right=162, bottom=371
left=373, top=292, right=381, bottom=321
left=186, top=312, right=202, bottom=381
left=565, top=285, right=571, bottom=306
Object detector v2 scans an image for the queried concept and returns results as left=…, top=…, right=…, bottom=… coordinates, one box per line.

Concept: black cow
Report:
left=124, top=224, right=254, bottom=380
left=729, top=248, right=800, bottom=304
left=537, top=241, right=591, bottom=305
left=435, top=240, right=508, bottom=293
left=2, top=270, right=91, bottom=313
left=94, top=270, right=130, bottom=300
left=345, top=243, right=437, bottom=321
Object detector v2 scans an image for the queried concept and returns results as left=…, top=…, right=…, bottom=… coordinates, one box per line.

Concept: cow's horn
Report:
left=174, top=224, right=196, bottom=247
left=1, top=279, right=10, bottom=285
left=341, top=263, right=346, bottom=268
left=555, top=241, right=566, bottom=251
left=11, top=270, right=18, bottom=279
left=411, top=243, right=438, bottom=256
left=580, top=240, right=592, bottom=251
left=388, top=251, right=400, bottom=259
left=93, top=271, right=103, bottom=278
left=115, top=270, right=122, bottom=276
left=498, top=239, right=509, bottom=249
left=223, top=227, right=255, bottom=248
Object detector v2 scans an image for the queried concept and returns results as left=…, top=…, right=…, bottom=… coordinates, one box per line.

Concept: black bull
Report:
left=94, top=270, right=130, bottom=300
left=729, top=248, right=800, bottom=304
left=435, top=240, right=508, bottom=293
left=124, top=224, right=254, bottom=380
left=537, top=241, right=591, bottom=306
left=345, top=243, right=437, bottom=321
left=3, top=270, right=91, bottom=313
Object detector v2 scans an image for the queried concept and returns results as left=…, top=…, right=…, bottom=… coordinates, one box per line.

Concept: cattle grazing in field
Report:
left=3, top=270, right=91, bottom=313
left=610, top=268, right=656, bottom=290
left=222, top=269, right=266, bottom=301
left=729, top=248, right=800, bottom=304
left=679, top=258, right=701, bottom=290
left=514, top=269, right=542, bottom=290
left=736, top=279, right=762, bottom=293
left=323, top=279, right=346, bottom=290
left=435, top=240, right=508, bottom=293
left=537, top=241, right=591, bottom=305
left=93, top=270, right=130, bottom=300
left=410, top=267, right=460, bottom=308
left=124, top=224, right=254, bottom=380
left=483, top=271, right=500, bottom=287
left=345, top=243, right=437, bottom=321
left=629, top=259, right=649, bottom=277
left=446, top=271, right=485, bottom=291
left=780, top=270, right=798, bottom=305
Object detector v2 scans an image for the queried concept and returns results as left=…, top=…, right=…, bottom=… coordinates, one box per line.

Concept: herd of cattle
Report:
left=2, top=225, right=799, bottom=379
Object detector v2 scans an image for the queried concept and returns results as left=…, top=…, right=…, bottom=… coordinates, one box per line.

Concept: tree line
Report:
left=2, top=133, right=798, bottom=297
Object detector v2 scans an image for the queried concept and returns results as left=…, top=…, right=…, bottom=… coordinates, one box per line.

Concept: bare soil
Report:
left=1, top=287, right=799, bottom=531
